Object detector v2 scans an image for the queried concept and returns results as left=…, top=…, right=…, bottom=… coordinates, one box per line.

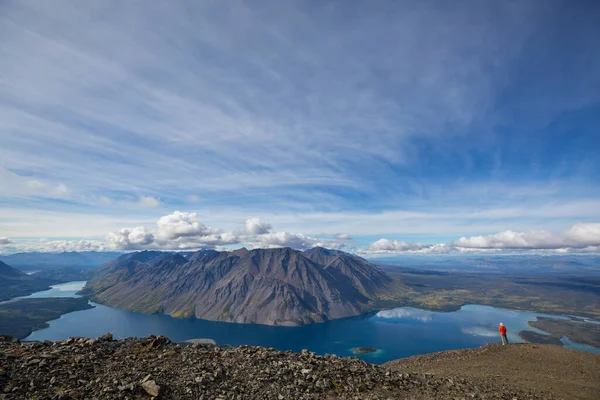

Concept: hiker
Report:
left=498, top=322, right=508, bottom=345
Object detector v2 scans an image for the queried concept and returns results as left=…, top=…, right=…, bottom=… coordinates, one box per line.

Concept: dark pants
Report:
left=501, top=334, right=509, bottom=345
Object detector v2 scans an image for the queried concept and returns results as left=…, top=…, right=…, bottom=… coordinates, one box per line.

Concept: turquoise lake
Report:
left=24, top=282, right=600, bottom=363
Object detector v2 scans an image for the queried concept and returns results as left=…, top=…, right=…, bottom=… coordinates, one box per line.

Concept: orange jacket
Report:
left=499, top=325, right=507, bottom=335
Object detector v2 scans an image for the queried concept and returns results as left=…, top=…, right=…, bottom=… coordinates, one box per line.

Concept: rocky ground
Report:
left=0, top=335, right=595, bottom=400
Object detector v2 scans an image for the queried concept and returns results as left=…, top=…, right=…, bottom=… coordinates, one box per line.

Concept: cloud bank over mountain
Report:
left=1, top=212, right=599, bottom=255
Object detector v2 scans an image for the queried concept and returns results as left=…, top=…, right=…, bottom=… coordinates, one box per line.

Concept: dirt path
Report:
left=384, top=343, right=600, bottom=400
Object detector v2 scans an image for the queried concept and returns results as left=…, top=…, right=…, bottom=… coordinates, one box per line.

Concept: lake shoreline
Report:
left=12, top=281, right=600, bottom=363
left=518, top=317, right=600, bottom=349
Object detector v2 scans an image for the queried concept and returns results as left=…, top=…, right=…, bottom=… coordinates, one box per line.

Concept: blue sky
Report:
left=0, top=0, right=599, bottom=254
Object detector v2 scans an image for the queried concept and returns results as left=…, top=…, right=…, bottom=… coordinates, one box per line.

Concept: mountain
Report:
left=82, top=247, right=393, bottom=326
left=0, top=251, right=123, bottom=272
left=0, top=260, right=54, bottom=301
left=0, top=260, right=25, bottom=279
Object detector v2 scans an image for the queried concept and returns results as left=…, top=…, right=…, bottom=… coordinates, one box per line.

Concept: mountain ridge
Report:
left=0, top=260, right=54, bottom=301
left=82, top=247, right=393, bottom=326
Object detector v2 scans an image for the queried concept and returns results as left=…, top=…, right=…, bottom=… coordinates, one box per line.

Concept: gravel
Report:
left=0, top=335, right=562, bottom=399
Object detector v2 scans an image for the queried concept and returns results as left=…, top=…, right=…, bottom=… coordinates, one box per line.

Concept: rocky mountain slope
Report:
left=3, top=335, right=593, bottom=399
left=82, top=247, right=392, bottom=326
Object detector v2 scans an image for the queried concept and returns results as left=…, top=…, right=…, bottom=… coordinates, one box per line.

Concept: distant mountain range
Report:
left=0, top=260, right=53, bottom=301
left=82, top=247, right=393, bottom=326
left=377, top=254, right=600, bottom=275
left=0, top=252, right=123, bottom=272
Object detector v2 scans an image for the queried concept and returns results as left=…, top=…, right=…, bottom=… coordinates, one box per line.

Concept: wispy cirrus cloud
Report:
left=0, top=1, right=599, bottom=249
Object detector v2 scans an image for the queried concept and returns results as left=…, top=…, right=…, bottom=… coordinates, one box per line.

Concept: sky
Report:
left=1, top=0, right=599, bottom=255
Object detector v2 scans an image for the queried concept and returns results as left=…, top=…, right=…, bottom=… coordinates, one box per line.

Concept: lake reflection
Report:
left=24, top=282, right=599, bottom=363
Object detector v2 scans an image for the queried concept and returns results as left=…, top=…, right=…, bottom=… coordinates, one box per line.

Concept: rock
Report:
left=150, top=336, right=171, bottom=348
left=184, top=338, right=216, bottom=346
left=141, top=380, right=160, bottom=397
left=98, top=333, right=113, bottom=342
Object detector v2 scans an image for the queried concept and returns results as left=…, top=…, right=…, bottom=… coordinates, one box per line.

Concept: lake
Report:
left=24, top=281, right=600, bottom=363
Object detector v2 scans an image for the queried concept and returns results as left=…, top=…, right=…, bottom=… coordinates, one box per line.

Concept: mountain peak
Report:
left=85, top=247, right=393, bottom=326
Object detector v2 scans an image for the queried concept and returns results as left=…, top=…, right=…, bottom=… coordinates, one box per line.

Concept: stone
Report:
left=141, top=380, right=160, bottom=397
left=98, top=333, right=113, bottom=342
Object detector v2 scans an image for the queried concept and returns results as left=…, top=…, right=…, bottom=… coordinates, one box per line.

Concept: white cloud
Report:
left=187, top=195, right=201, bottom=203
left=27, top=180, right=71, bottom=197
left=242, top=218, right=350, bottom=250
left=453, top=223, right=600, bottom=250
left=2, top=215, right=600, bottom=255
left=368, top=238, right=431, bottom=252
left=1, top=238, right=109, bottom=253
left=563, top=223, right=600, bottom=248
left=245, top=218, right=273, bottom=235
left=99, top=212, right=349, bottom=251
left=37, top=239, right=108, bottom=252
left=138, top=196, right=160, bottom=208
left=365, top=222, right=600, bottom=255
left=104, top=211, right=238, bottom=251
left=0, top=168, right=72, bottom=200
left=156, top=211, right=219, bottom=240
left=334, top=233, right=352, bottom=240
left=246, top=231, right=314, bottom=250
left=105, top=227, right=155, bottom=250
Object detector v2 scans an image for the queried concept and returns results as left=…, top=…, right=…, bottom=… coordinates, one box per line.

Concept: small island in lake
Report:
left=518, top=317, right=600, bottom=349
left=352, top=347, right=377, bottom=354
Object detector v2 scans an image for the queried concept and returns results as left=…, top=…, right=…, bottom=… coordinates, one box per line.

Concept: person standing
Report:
left=498, top=322, right=508, bottom=345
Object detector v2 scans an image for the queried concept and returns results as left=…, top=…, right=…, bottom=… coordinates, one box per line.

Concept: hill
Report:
left=384, top=343, right=600, bottom=400
left=0, top=260, right=54, bottom=301
left=0, top=297, right=93, bottom=339
left=82, top=247, right=393, bottom=326
left=3, top=336, right=597, bottom=399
